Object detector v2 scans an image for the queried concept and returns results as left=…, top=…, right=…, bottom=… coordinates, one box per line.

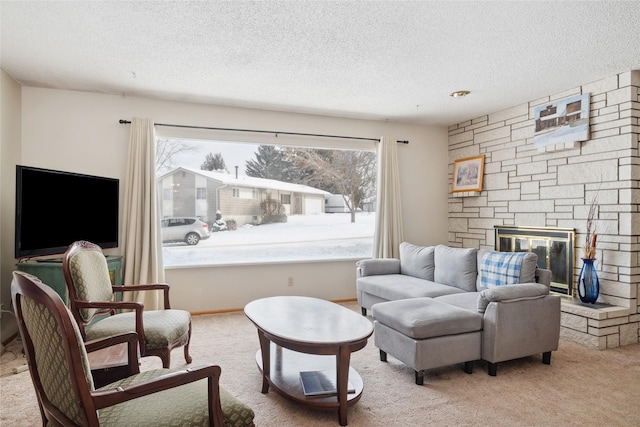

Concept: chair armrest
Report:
left=113, top=283, right=170, bottom=292
left=75, top=300, right=144, bottom=311
left=113, top=284, right=171, bottom=309
left=85, top=332, right=140, bottom=378
left=92, top=363, right=225, bottom=426
left=356, top=258, right=401, bottom=277
left=477, top=283, right=549, bottom=313
left=84, top=332, right=139, bottom=353
left=75, top=300, right=147, bottom=350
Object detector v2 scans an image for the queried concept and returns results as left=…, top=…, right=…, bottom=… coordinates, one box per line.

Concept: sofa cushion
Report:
left=372, top=297, right=482, bottom=339
left=399, top=242, right=435, bottom=281
left=357, top=275, right=465, bottom=301
left=433, top=245, right=478, bottom=292
left=476, top=250, right=538, bottom=291
left=434, top=292, right=480, bottom=312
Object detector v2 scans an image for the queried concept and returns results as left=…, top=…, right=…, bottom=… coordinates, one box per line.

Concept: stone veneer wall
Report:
left=447, top=70, right=640, bottom=350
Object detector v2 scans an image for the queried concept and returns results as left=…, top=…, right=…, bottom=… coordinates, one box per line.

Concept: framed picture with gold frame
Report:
left=452, top=155, right=485, bottom=193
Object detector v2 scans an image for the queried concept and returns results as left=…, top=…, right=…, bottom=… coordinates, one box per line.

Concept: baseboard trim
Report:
left=190, top=297, right=357, bottom=316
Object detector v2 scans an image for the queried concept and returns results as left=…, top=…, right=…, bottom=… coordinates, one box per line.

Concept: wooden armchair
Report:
left=11, top=270, right=255, bottom=427
left=62, top=240, right=191, bottom=368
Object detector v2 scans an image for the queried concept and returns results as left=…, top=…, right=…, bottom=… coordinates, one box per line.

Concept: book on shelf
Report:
left=299, top=370, right=355, bottom=397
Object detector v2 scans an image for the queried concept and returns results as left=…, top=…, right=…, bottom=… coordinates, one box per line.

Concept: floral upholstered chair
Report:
left=62, top=240, right=191, bottom=368
left=11, top=270, right=255, bottom=427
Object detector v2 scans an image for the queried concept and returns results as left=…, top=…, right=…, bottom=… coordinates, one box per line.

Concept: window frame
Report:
left=155, top=132, right=378, bottom=267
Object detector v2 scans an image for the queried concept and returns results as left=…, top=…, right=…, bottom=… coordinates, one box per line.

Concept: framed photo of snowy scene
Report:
left=452, top=155, right=485, bottom=193
left=533, top=93, right=590, bottom=149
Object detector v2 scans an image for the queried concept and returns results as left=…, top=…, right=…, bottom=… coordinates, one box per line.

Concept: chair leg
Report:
left=542, top=351, right=551, bottom=365
left=159, top=349, right=171, bottom=369
left=488, top=362, right=497, bottom=376
left=415, top=370, right=425, bottom=385
left=379, top=349, right=387, bottom=362
left=184, top=322, right=193, bottom=364
left=184, top=345, right=192, bottom=364
left=361, top=307, right=367, bottom=316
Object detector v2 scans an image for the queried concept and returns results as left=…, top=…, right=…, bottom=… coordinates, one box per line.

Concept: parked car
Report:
left=160, top=217, right=210, bottom=245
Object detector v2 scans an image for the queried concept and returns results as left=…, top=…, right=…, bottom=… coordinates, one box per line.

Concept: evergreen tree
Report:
left=245, top=145, right=296, bottom=180
left=201, top=152, right=227, bottom=172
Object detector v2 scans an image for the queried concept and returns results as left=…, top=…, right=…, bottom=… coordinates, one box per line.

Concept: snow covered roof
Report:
left=162, top=167, right=330, bottom=196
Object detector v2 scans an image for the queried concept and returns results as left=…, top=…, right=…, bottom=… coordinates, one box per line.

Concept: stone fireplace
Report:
left=494, top=226, right=575, bottom=295
left=447, top=70, right=640, bottom=349
left=493, top=224, right=634, bottom=349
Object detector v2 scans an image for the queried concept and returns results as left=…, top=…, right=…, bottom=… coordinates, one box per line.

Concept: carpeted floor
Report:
left=1, top=301, right=639, bottom=426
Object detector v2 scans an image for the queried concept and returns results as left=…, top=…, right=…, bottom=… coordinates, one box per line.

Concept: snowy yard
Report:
left=163, top=212, right=375, bottom=266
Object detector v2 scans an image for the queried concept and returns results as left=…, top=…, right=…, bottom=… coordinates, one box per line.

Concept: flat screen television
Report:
left=15, top=165, right=119, bottom=259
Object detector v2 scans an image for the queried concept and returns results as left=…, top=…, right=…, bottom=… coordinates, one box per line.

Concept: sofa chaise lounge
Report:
left=356, top=243, right=561, bottom=382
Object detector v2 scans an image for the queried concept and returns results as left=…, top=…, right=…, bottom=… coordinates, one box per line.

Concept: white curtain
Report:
left=121, top=117, right=164, bottom=310
left=373, top=136, right=404, bottom=258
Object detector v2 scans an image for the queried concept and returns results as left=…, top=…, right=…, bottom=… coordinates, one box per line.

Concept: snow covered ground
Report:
left=163, top=212, right=375, bottom=266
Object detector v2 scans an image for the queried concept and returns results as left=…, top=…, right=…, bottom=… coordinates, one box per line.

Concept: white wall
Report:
left=1, top=70, right=22, bottom=343
left=16, top=87, right=449, bottom=312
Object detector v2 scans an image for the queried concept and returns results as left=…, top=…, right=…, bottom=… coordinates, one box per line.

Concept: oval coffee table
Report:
left=244, top=296, right=373, bottom=426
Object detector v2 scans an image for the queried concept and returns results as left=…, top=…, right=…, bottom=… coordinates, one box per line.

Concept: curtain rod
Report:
left=118, top=120, right=409, bottom=144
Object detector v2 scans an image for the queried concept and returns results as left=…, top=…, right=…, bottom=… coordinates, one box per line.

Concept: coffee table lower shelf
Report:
left=255, top=343, right=364, bottom=410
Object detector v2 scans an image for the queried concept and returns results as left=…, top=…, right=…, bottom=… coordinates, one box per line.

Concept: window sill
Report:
left=164, top=255, right=368, bottom=269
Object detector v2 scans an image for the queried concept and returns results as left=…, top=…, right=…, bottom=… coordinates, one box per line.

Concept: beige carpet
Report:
left=1, top=301, right=639, bottom=426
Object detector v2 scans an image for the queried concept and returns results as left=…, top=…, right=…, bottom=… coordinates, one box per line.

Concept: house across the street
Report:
left=158, top=167, right=330, bottom=227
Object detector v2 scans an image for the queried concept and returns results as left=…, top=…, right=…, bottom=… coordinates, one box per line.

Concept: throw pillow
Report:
left=399, top=242, right=435, bottom=281
left=476, top=251, right=537, bottom=291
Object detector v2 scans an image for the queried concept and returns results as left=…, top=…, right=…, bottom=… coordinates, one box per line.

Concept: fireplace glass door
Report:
left=495, top=226, right=575, bottom=295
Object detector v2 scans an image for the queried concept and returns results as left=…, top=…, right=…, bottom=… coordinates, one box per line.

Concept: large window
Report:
left=156, top=137, right=377, bottom=267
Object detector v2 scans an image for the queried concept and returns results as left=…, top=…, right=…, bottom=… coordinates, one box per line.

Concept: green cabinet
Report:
left=16, top=256, right=123, bottom=304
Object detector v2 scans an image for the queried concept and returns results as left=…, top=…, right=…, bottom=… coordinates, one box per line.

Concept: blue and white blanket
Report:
left=479, top=251, right=526, bottom=288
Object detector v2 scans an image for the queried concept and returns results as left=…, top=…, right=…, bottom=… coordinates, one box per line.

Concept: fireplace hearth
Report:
left=494, top=226, right=575, bottom=295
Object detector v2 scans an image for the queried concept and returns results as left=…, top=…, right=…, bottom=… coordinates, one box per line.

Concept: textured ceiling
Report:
left=2, top=1, right=640, bottom=126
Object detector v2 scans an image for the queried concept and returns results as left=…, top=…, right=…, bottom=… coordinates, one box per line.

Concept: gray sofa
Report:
left=356, top=243, right=561, bottom=378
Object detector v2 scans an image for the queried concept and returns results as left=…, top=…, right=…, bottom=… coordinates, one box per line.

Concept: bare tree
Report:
left=156, top=138, right=194, bottom=174
left=292, top=148, right=376, bottom=223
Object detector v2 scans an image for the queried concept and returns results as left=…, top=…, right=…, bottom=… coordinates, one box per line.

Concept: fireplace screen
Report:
left=494, top=226, right=575, bottom=295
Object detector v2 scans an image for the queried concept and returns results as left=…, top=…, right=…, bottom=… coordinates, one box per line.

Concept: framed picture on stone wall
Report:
left=533, top=93, right=590, bottom=148
left=452, top=155, right=485, bottom=193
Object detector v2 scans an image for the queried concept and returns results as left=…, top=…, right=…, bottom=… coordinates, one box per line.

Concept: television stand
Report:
left=16, top=256, right=122, bottom=303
